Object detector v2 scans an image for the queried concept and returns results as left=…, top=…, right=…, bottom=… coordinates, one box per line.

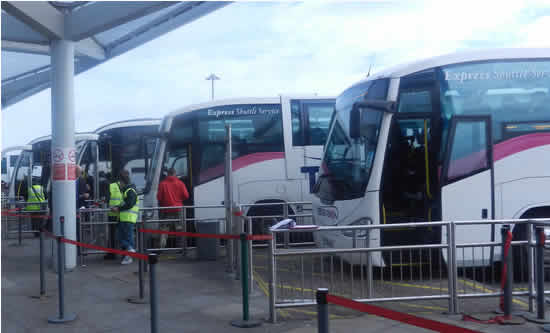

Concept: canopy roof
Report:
left=1, top=1, right=229, bottom=108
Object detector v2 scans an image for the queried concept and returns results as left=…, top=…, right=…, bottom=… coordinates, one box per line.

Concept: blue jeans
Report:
left=117, top=222, right=135, bottom=251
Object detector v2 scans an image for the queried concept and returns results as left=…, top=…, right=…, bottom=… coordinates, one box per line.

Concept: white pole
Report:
left=50, top=39, right=77, bottom=270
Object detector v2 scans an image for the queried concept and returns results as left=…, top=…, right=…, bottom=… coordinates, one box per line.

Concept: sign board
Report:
left=51, top=146, right=77, bottom=182
left=53, top=163, right=66, bottom=180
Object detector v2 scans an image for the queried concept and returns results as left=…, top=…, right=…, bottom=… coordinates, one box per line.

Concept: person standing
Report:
left=104, top=174, right=122, bottom=260
left=75, top=166, right=90, bottom=245
left=75, top=166, right=90, bottom=209
left=110, top=170, right=138, bottom=265
left=156, top=168, right=189, bottom=248
left=25, top=177, right=46, bottom=237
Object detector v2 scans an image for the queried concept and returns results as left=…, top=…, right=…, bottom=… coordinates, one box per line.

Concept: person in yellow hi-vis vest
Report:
left=104, top=175, right=123, bottom=260
left=26, top=178, right=46, bottom=237
left=110, top=170, right=139, bottom=265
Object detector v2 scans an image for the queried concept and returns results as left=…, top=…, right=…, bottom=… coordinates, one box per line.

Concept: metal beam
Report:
left=2, top=39, right=105, bottom=60
left=67, top=1, right=175, bottom=41
left=108, top=2, right=230, bottom=58
left=75, top=38, right=105, bottom=60
left=1, top=1, right=65, bottom=39
left=2, top=57, right=98, bottom=108
left=2, top=40, right=49, bottom=55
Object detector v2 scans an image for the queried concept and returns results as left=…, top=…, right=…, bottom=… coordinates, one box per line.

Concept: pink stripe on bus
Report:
left=199, top=152, right=285, bottom=183
left=493, top=132, right=550, bottom=162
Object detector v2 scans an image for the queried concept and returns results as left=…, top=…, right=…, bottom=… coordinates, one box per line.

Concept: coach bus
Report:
left=2, top=146, right=28, bottom=194
left=77, top=118, right=161, bottom=202
left=143, top=96, right=335, bottom=230
left=9, top=119, right=161, bottom=204
left=8, top=133, right=97, bottom=201
left=312, top=48, right=550, bottom=268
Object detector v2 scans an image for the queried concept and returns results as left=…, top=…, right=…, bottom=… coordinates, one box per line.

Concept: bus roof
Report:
left=363, top=47, right=550, bottom=82
left=164, top=95, right=334, bottom=120
left=27, top=132, right=99, bottom=145
left=93, top=118, right=161, bottom=134
left=2, top=145, right=32, bottom=156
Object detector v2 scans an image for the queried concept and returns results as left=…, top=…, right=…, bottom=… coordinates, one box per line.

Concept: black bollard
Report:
left=149, top=253, right=158, bottom=333
left=48, top=217, right=76, bottom=323
left=128, top=221, right=148, bottom=304
left=18, top=210, right=22, bottom=245
left=317, top=288, right=329, bottom=333
left=31, top=226, right=50, bottom=300
left=40, top=227, right=45, bottom=296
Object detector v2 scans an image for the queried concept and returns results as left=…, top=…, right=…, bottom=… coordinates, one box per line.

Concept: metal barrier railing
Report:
left=77, top=205, right=227, bottom=266
left=267, top=218, right=550, bottom=323
left=238, top=202, right=314, bottom=248
left=1, top=200, right=48, bottom=242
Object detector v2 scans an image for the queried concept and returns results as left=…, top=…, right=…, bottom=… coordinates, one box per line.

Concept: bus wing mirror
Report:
left=350, top=100, right=395, bottom=139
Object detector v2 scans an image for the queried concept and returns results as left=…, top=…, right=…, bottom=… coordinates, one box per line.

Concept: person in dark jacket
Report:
left=157, top=168, right=189, bottom=248
left=110, top=170, right=138, bottom=265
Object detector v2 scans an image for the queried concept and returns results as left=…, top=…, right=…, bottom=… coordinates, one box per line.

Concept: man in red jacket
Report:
left=157, top=168, right=189, bottom=248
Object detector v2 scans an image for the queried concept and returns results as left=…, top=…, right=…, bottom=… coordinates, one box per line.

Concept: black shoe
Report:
left=104, top=253, right=117, bottom=260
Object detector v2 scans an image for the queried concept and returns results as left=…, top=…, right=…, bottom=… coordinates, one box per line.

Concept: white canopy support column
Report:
left=50, top=39, right=77, bottom=270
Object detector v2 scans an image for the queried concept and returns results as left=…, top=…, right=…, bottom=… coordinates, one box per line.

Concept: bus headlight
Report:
left=341, top=218, right=372, bottom=238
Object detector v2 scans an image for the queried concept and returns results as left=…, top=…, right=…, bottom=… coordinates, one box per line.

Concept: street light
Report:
left=205, top=73, right=220, bottom=100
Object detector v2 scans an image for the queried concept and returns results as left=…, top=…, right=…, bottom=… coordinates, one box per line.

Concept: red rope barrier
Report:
left=499, top=230, right=513, bottom=312
left=139, top=228, right=272, bottom=241
left=59, top=238, right=148, bottom=261
left=42, top=230, right=147, bottom=261
left=326, top=294, right=482, bottom=333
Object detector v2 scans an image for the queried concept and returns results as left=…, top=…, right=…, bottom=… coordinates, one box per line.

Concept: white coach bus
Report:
left=143, top=96, right=335, bottom=228
left=9, top=119, right=161, bottom=204
left=8, top=133, right=98, bottom=200
left=312, top=48, right=550, bottom=267
left=2, top=146, right=29, bottom=193
left=77, top=118, right=161, bottom=202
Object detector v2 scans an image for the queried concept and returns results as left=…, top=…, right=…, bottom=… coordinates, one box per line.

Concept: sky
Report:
left=2, top=0, right=550, bottom=149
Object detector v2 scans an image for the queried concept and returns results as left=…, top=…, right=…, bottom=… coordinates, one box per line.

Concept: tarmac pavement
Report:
left=2, top=236, right=549, bottom=333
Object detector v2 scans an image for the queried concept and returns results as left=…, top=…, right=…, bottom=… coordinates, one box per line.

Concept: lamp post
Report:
left=206, top=73, right=220, bottom=100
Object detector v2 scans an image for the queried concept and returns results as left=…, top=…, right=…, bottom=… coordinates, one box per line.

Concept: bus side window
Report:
left=291, top=100, right=305, bottom=146
left=292, top=99, right=334, bottom=146
left=306, top=102, right=334, bottom=146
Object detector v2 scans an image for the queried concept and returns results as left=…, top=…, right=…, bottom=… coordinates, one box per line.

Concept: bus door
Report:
left=381, top=81, right=440, bottom=248
left=287, top=98, right=334, bottom=196
left=11, top=150, right=31, bottom=199
left=166, top=143, right=194, bottom=206
left=78, top=141, right=99, bottom=202
left=441, top=116, right=494, bottom=266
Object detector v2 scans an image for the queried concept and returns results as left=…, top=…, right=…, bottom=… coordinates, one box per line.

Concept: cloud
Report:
left=2, top=1, right=550, bottom=149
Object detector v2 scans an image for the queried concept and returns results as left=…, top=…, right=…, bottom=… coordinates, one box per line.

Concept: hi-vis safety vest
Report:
left=108, top=182, right=123, bottom=217
left=119, top=187, right=139, bottom=223
left=26, top=185, right=45, bottom=211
